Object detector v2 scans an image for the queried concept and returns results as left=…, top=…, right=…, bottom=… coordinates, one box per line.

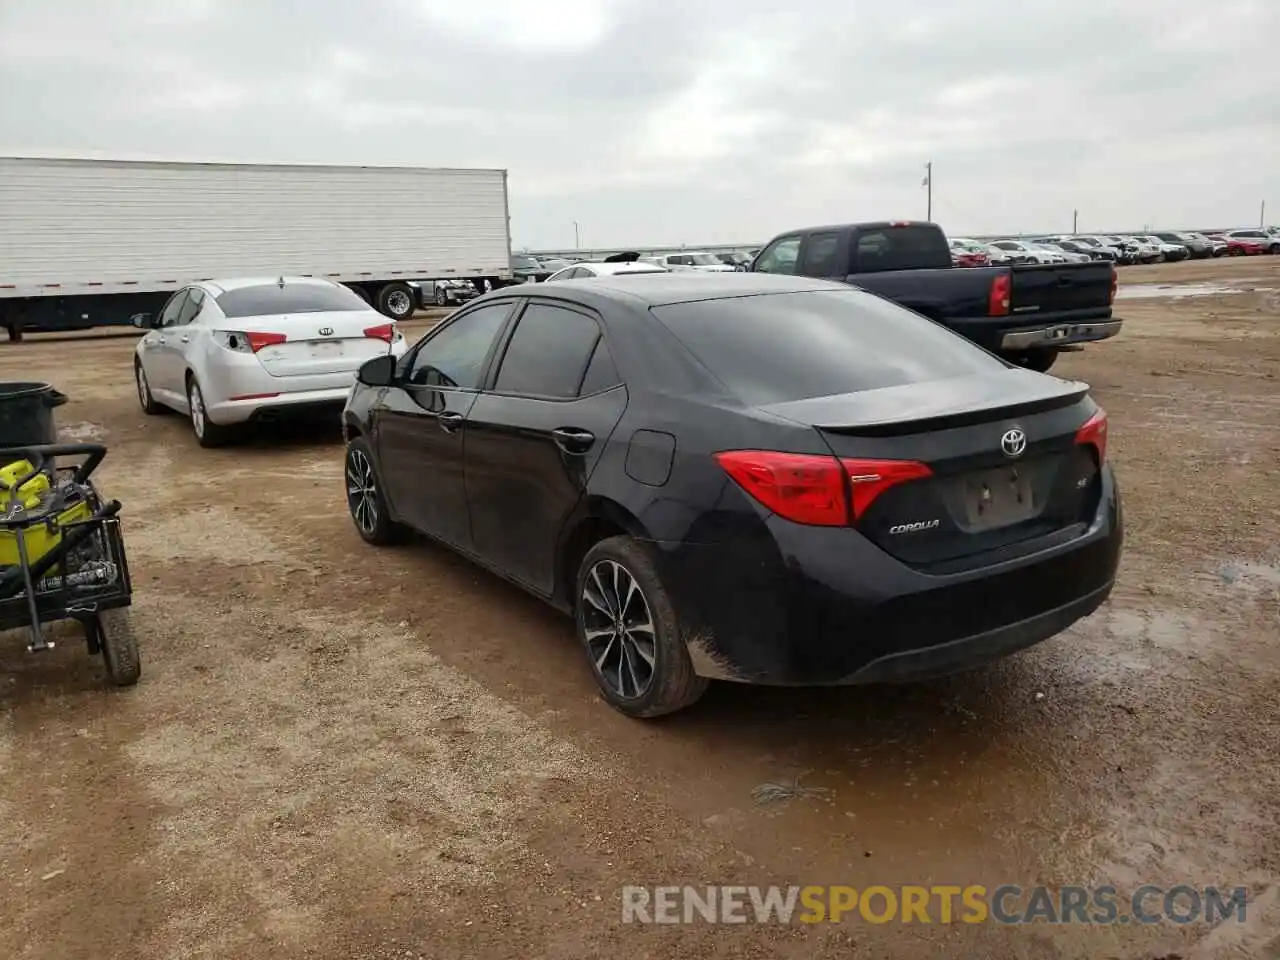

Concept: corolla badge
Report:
left=1001, top=427, right=1027, bottom=458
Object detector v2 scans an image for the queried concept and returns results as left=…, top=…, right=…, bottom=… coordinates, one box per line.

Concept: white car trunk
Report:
left=239, top=310, right=396, bottom=378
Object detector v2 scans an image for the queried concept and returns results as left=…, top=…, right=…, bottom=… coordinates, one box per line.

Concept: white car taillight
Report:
left=213, top=330, right=287, bottom=353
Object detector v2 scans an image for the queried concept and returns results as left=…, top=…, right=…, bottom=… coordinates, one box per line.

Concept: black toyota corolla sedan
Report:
left=342, top=273, right=1122, bottom=718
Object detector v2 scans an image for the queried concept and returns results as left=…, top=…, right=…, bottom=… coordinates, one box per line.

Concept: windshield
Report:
left=215, top=282, right=369, bottom=318
left=511, top=256, right=540, bottom=269
left=688, top=253, right=723, bottom=265
left=652, top=288, right=1005, bottom=406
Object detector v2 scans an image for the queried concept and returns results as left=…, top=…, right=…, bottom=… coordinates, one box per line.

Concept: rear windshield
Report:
left=216, top=282, right=368, bottom=318
left=651, top=289, right=1005, bottom=405
left=851, top=225, right=952, bottom=273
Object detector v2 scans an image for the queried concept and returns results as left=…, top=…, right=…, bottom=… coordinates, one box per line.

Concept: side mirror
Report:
left=357, top=354, right=397, bottom=387
left=130, top=314, right=152, bottom=329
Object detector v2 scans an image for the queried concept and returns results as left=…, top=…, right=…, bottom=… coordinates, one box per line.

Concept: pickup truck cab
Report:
left=749, top=221, right=1120, bottom=372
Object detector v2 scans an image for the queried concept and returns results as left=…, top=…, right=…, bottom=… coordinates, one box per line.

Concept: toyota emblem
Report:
left=1001, top=427, right=1027, bottom=458
left=318, top=326, right=334, bottom=336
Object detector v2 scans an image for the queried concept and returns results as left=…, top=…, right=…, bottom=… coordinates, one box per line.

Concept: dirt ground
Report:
left=1, top=257, right=1277, bottom=960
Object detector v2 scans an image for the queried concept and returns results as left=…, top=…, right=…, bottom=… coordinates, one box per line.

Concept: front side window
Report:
left=406, top=301, right=512, bottom=389
left=754, top=236, right=801, bottom=274
left=157, top=290, right=189, bottom=328
left=176, top=288, right=205, bottom=325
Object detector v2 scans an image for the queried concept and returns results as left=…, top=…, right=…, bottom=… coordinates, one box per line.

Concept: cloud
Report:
left=0, top=0, right=1275, bottom=247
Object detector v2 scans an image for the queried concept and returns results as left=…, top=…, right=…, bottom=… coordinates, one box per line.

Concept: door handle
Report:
left=552, top=427, right=595, bottom=454
left=156, top=336, right=167, bottom=344
left=437, top=411, right=465, bottom=434
left=180, top=335, right=190, bottom=343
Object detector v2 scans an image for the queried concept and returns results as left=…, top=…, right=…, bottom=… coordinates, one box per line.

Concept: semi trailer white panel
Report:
left=0, top=157, right=512, bottom=298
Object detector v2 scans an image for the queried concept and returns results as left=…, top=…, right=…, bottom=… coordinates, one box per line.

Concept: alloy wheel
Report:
left=346, top=448, right=379, bottom=535
left=189, top=382, right=205, bottom=438
left=581, top=559, right=656, bottom=699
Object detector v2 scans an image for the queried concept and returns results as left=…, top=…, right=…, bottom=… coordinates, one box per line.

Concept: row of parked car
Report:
left=951, top=227, right=1280, bottom=267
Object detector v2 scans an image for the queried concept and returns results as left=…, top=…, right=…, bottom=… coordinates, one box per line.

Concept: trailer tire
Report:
left=5, top=320, right=23, bottom=343
left=97, top=608, right=141, bottom=687
left=347, top=284, right=372, bottom=305
left=376, top=282, right=416, bottom=321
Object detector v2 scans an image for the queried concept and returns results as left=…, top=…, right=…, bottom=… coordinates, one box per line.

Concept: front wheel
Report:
left=434, top=286, right=448, bottom=307
left=575, top=536, right=708, bottom=718
left=345, top=438, right=409, bottom=545
left=135, top=360, right=163, bottom=414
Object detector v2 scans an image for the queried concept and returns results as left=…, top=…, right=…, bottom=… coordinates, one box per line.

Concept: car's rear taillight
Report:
left=1075, top=408, right=1108, bottom=464
left=715, top=451, right=933, bottom=526
left=1109, top=265, right=1118, bottom=304
left=988, top=273, right=1011, bottom=316
left=364, top=322, right=396, bottom=343
left=215, top=330, right=286, bottom=353
left=714, top=451, right=848, bottom=526
left=840, top=458, right=934, bottom=519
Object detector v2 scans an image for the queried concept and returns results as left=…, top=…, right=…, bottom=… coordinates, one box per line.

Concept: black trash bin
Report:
left=0, top=382, right=68, bottom=448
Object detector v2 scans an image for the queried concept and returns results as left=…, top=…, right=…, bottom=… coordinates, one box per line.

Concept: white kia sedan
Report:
left=133, top=276, right=407, bottom=446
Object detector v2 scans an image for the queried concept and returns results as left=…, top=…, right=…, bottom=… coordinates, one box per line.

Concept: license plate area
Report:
left=959, top=466, right=1038, bottom=532
left=308, top=340, right=344, bottom=359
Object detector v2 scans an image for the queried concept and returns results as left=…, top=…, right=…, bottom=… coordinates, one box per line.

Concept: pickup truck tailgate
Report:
left=1010, top=261, right=1114, bottom=317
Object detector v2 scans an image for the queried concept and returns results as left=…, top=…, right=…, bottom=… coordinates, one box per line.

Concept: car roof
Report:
left=584, top=261, right=669, bottom=275
left=513, top=272, right=842, bottom=307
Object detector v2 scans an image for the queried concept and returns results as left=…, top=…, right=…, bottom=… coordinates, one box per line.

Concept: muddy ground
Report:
left=1, top=257, right=1277, bottom=960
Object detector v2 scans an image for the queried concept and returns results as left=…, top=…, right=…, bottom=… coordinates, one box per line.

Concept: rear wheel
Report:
left=345, top=438, right=409, bottom=545
left=376, top=282, right=416, bottom=321
left=575, top=536, right=707, bottom=718
left=96, top=608, right=141, bottom=687
left=187, top=376, right=235, bottom=448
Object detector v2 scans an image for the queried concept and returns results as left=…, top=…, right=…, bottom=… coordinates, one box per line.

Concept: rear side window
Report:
left=850, top=226, right=952, bottom=273
left=216, top=282, right=368, bottom=318
left=494, top=303, right=601, bottom=399
left=802, top=233, right=841, bottom=275
left=578, top=339, right=622, bottom=395
left=651, top=289, right=1005, bottom=405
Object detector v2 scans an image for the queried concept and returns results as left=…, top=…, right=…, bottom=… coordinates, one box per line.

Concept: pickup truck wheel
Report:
left=1006, top=350, right=1058, bottom=373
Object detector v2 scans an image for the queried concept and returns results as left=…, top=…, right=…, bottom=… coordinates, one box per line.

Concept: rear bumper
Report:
left=658, top=468, right=1123, bottom=686
left=208, top=386, right=353, bottom=425
left=1000, top=319, right=1122, bottom=350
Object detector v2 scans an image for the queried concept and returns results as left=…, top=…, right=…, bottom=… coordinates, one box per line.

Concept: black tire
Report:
left=575, top=535, right=708, bottom=718
left=347, top=284, right=372, bottom=305
left=5, top=320, right=23, bottom=342
left=134, top=359, right=163, bottom=414
left=97, top=608, right=141, bottom=687
left=187, top=376, right=235, bottom=448
left=1005, top=349, right=1058, bottom=373
left=376, top=282, right=416, bottom=321
left=1269, top=244, right=1280, bottom=256
left=345, top=437, right=409, bottom=545
left=434, top=286, right=449, bottom=307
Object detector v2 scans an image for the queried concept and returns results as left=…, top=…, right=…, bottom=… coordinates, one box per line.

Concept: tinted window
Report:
left=493, top=304, right=601, bottom=398
left=511, top=256, right=540, bottom=270
left=578, top=339, right=622, bottom=395
left=157, top=291, right=188, bottom=328
left=651, top=289, right=1004, bottom=405
left=216, top=282, right=368, bottom=318
left=803, top=233, right=841, bottom=275
left=754, top=236, right=801, bottom=274
left=406, top=301, right=511, bottom=389
left=175, top=288, right=205, bottom=325
left=851, top=226, right=952, bottom=273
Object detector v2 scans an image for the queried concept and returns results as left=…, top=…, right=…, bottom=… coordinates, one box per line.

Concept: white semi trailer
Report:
left=0, top=157, right=513, bottom=339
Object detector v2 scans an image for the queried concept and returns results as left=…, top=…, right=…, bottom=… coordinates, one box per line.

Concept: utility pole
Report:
left=923, top=162, right=932, bottom=220
left=1073, top=209, right=1078, bottom=234
left=573, top=221, right=580, bottom=248
left=1261, top=200, right=1266, bottom=227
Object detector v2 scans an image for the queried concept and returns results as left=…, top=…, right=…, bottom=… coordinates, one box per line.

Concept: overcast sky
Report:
left=2, top=0, right=1275, bottom=249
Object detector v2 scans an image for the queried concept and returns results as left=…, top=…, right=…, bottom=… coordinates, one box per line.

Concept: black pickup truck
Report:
left=749, top=221, right=1120, bottom=372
